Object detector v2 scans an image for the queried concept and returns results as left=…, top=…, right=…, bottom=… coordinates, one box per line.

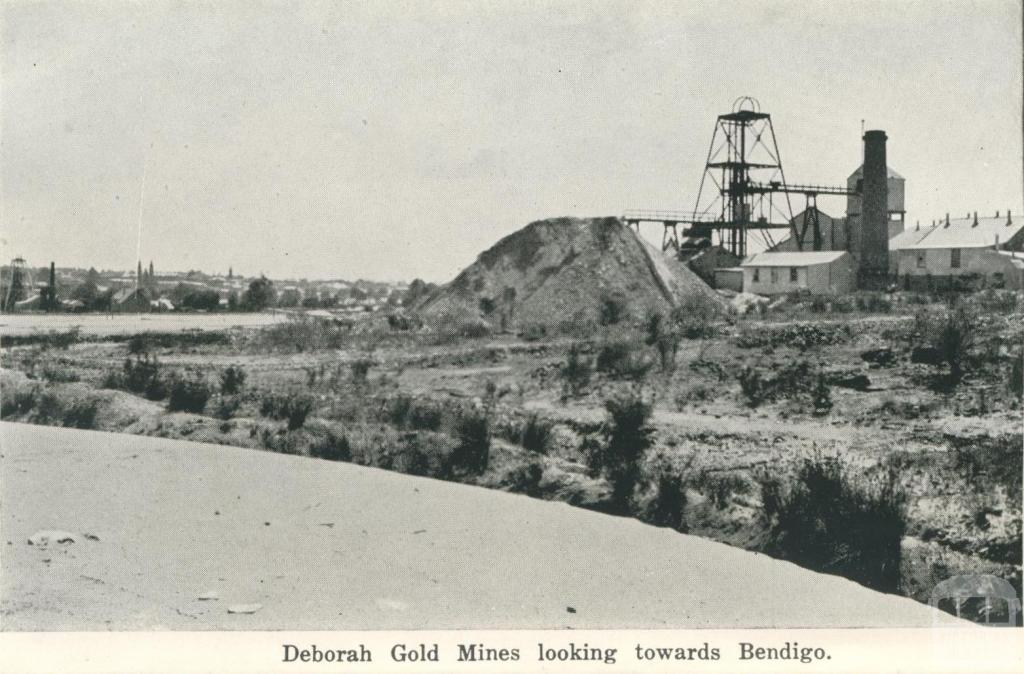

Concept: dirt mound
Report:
left=416, top=217, right=723, bottom=330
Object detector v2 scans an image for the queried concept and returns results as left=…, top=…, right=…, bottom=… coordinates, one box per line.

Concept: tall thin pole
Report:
left=134, top=145, right=149, bottom=316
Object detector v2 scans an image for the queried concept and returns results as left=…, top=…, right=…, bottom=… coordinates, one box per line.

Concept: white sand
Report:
left=0, top=422, right=962, bottom=630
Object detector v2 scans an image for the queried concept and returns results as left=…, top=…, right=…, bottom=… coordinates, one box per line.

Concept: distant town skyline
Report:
left=3, top=0, right=1022, bottom=283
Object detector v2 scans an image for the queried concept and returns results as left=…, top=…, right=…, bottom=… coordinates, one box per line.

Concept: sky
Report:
left=2, top=0, right=1021, bottom=282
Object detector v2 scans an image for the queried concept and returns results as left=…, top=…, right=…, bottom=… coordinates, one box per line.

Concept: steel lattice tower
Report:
left=692, top=97, right=793, bottom=257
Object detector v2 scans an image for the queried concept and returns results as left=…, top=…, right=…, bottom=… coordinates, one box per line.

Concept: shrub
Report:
left=673, top=294, right=721, bottom=339
left=259, top=391, right=315, bottom=430
left=34, top=391, right=64, bottom=423
left=409, top=399, right=444, bottom=431
left=213, top=395, right=241, bottom=420
left=1010, top=352, right=1023, bottom=399
left=167, top=375, right=211, bottom=413
left=482, top=379, right=498, bottom=407
left=127, top=334, right=150, bottom=355
left=520, top=413, right=552, bottom=453
left=644, top=311, right=680, bottom=372
left=387, top=396, right=445, bottom=432
left=936, top=306, right=976, bottom=383
left=811, top=373, right=832, bottom=413
left=647, top=470, right=687, bottom=531
left=451, top=408, right=490, bottom=474
left=502, top=460, right=545, bottom=497
left=738, top=366, right=766, bottom=406
left=593, top=392, right=653, bottom=513
left=698, top=472, right=751, bottom=509
left=309, top=428, right=352, bottom=462
left=121, top=355, right=162, bottom=396
left=974, top=289, right=1020, bottom=314
left=40, top=365, right=80, bottom=383
left=560, top=343, right=592, bottom=398
left=521, top=323, right=547, bottom=341
left=856, top=293, right=892, bottom=314
left=255, top=426, right=303, bottom=455
left=917, top=305, right=976, bottom=384
left=387, top=394, right=414, bottom=428
left=101, top=370, right=124, bottom=390
left=735, top=322, right=853, bottom=351
left=27, top=391, right=99, bottom=429
left=253, top=316, right=349, bottom=352
left=738, top=361, right=828, bottom=410
left=62, top=398, right=99, bottom=429
left=387, top=312, right=420, bottom=331
left=599, top=293, right=628, bottom=326
left=596, top=340, right=653, bottom=381
left=349, top=358, right=373, bottom=388
left=760, top=455, right=907, bottom=593
left=0, top=386, right=38, bottom=418
left=674, top=384, right=710, bottom=410
left=1, top=330, right=80, bottom=349
left=144, top=375, right=168, bottom=401
left=459, top=320, right=491, bottom=339
left=220, top=365, right=247, bottom=395
left=41, top=329, right=80, bottom=350
left=394, top=444, right=433, bottom=477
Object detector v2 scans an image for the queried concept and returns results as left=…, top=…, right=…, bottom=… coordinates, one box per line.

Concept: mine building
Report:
left=625, top=100, right=1020, bottom=295
left=895, top=211, right=1024, bottom=289
left=740, top=250, right=856, bottom=295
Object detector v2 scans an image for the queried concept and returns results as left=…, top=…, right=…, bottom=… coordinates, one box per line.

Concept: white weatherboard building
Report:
left=740, top=251, right=856, bottom=295
left=896, top=213, right=1024, bottom=289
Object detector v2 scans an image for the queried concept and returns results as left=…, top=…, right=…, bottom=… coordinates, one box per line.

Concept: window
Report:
left=770, top=268, right=779, bottom=283
left=752, top=268, right=760, bottom=282
left=916, top=252, right=926, bottom=269
left=951, top=248, right=961, bottom=268
left=790, top=267, right=798, bottom=282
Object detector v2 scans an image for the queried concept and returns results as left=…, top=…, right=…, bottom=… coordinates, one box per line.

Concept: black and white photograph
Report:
left=0, top=0, right=1022, bottom=671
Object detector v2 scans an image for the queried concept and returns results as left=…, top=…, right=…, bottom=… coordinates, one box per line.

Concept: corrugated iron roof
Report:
left=740, top=251, right=849, bottom=267
left=889, top=226, right=935, bottom=250
left=902, top=216, right=1023, bottom=250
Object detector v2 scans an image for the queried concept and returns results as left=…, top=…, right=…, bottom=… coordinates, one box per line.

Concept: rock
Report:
left=227, top=603, right=262, bottom=614
left=27, top=530, right=77, bottom=546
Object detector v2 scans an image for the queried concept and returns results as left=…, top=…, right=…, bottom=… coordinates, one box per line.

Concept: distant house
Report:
left=150, top=298, right=175, bottom=312
left=61, top=299, right=86, bottom=312
left=740, top=251, right=856, bottom=295
left=111, top=287, right=151, bottom=312
left=897, top=213, right=1024, bottom=289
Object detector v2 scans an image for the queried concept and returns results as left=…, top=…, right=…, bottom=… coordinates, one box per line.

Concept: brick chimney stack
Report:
left=858, top=130, right=889, bottom=281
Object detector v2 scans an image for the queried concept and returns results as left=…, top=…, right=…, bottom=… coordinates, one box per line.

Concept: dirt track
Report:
left=0, top=422, right=963, bottom=630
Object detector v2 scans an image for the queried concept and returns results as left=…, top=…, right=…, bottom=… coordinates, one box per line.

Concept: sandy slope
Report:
left=0, top=422, right=961, bottom=630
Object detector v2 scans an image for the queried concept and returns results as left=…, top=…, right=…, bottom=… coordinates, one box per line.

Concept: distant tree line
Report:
left=3, top=265, right=425, bottom=314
